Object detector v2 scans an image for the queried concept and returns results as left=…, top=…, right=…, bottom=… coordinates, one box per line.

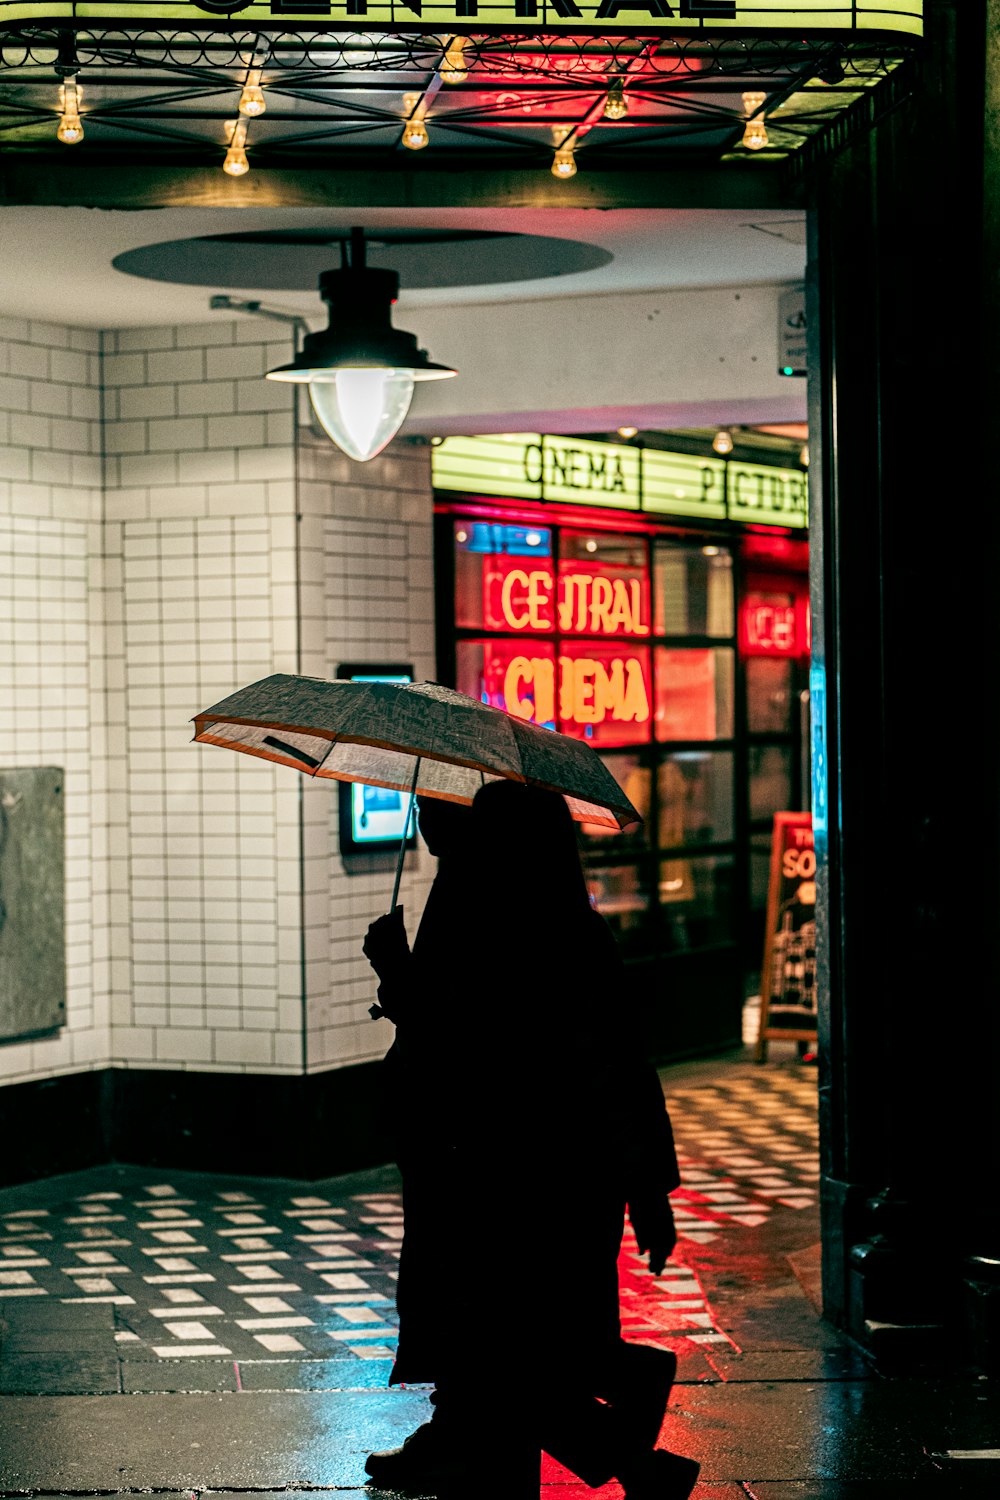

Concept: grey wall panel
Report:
left=0, top=768, right=65, bottom=1042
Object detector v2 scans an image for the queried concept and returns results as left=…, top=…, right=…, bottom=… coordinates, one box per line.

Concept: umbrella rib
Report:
left=262, top=734, right=322, bottom=769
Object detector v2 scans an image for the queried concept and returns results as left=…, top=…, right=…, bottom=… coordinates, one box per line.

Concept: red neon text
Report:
left=487, top=559, right=650, bottom=637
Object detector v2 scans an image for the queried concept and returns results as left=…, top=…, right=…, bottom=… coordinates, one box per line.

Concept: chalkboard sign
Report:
left=756, top=812, right=817, bottom=1062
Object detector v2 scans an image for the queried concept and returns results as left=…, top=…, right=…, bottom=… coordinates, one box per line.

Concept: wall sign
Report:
left=778, top=286, right=807, bottom=378
left=756, top=810, right=817, bottom=1060
left=0, top=3, right=924, bottom=37
left=485, top=555, right=650, bottom=637
left=434, top=433, right=807, bottom=530
left=336, top=663, right=417, bottom=857
left=481, top=638, right=652, bottom=746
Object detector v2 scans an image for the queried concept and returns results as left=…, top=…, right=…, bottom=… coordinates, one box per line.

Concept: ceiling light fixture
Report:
left=741, top=92, right=769, bottom=151
left=239, top=68, right=266, bottom=117
left=604, top=78, right=628, bottom=121
left=266, top=227, right=456, bottom=463
left=222, top=119, right=250, bottom=176
left=712, top=428, right=735, bottom=455
left=551, top=130, right=578, bottom=179
left=402, top=94, right=429, bottom=150
left=56, top=77, right=84, bottom=144
left=440, top=36, right=469, bottom=85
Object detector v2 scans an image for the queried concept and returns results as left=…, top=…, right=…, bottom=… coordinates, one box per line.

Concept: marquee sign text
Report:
left=0, top=2, right=924, bottom=36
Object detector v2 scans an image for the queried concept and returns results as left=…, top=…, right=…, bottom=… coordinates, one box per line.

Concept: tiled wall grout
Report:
left=1, top=317, right=436, bottom=1086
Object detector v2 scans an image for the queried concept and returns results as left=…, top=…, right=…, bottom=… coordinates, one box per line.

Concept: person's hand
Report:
left=629, top=1195, right=677, bottom=1276
left=363, top=908, right=410, bottom=983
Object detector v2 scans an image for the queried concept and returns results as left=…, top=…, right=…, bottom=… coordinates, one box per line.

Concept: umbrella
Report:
left=192, top=674, right=640, bottom=908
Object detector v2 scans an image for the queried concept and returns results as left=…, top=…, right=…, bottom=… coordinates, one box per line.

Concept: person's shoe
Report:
left=602, top=1345, right=678, bottom=1448
left=364, top=1420, right=471, bottom=1492
left=621, top=1448, right=701, bottom=1500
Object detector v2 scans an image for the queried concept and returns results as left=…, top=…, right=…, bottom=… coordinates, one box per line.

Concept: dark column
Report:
left=810, top=0, right=1000, bottom=1364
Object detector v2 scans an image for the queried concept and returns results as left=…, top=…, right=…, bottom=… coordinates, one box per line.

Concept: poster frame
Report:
left=756, top=808, right=817, bottom=1062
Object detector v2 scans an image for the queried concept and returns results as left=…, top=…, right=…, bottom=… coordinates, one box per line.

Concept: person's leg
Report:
left=365, top=1381, right=540, bottom=1498
left=597, top=1341, right=677, bottom=1450
left=539, top=1387, right=699, bottom=1500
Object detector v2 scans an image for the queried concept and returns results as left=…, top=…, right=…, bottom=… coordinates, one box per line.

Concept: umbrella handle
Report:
left=390, top=757, right=421, bottom=913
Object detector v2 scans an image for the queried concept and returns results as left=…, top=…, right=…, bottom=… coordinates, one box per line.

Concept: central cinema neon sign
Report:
left=485, top=556, right=651, bottom=736
left=487, top=558, right=649, bottom=637
left=503, top=652, right=650, bottom=729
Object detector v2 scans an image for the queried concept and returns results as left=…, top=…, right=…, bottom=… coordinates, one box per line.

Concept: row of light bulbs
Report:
left=54, top=51, right=769, bottom=170
left=713, top=427, right=809, bottom=466
left=616, top=426, right=807, bottom=467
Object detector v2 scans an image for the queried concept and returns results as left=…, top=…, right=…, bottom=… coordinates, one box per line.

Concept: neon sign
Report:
left=739, top=588, right=808, bottom=655
left=0, top=2, right=924, bottom=37
left=486, top=557, right=650, bottom=637
left=434, top=434, right=807, bottom=530
left=503, top=653, right=650, bottom=729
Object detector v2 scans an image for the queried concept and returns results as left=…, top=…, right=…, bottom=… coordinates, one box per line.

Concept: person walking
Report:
left=363, top=781, right=699, bottom=1500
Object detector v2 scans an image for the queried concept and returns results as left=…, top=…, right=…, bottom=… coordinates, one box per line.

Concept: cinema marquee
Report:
left=0, top=1, right=924, bottom=36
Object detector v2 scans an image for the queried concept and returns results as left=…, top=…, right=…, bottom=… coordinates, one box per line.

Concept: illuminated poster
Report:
left=337, top=666, right=416, bottom=855
left=757, top=810, right=817, bottom=1058
left=0, top=2, right=924, bottom=37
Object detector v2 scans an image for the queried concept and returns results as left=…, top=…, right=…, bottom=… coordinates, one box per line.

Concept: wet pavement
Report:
left=0, top=1054, right=996, bottom=1498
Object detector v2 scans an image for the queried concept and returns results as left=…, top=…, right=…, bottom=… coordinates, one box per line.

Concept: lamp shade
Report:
left=267, top=253, right=455, bottom=462
left=308, top=370, right=416, bottom=463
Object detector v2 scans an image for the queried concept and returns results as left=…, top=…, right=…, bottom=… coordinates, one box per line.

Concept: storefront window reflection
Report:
left=654, top=647, right=734, bottom=741
left=658, top=751, right=734, bottom=848
left=653, top=542, right=734, bottom=637
left=746, top=656, right=794, bottom=734
left=444, top=503, right=808, bottom=1003
left=749, top=744, right=793, bottom=823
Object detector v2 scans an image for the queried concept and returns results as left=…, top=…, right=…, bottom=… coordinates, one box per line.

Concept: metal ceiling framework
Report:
left=0, top=26, right=919, bottom=184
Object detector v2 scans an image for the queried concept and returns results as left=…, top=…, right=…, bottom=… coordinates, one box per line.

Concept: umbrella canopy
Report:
left=191, top=674, right=640, bottom=832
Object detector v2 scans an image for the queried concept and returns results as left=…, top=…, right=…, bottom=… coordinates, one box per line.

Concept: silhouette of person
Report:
left=363, top=782, right=698, bottom=1500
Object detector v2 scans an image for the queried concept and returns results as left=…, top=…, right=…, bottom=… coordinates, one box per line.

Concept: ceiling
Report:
left=0, top=205, right=807, bottom=326
left=0, top=27, right=911, bottom=178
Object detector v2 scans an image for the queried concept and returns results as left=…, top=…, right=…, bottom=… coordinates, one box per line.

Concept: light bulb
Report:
left=741, top=91, right=769, bottom=150
left=441, top=37, right=469, bottom=85
left=617, top=425, right=638, bottom=439
left=604, top=80, right=628, bottom=121
left=223, top=119, right=249, bottom=176
left=239, top=70, right=266, bottom=117
left=308, top=370, right=415, bottom=463
left=57, top=80, right=83, bottom=145
left=402, top=116, right=429, bottom=150
left=552, top=145, right=577, bottom=179
left=800, top=443, right=810, bottom=467
left=712, top=428, right=734, bottom=455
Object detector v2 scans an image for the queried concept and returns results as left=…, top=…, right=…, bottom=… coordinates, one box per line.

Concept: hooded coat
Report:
left=379, top=785, right=680, bottom=1389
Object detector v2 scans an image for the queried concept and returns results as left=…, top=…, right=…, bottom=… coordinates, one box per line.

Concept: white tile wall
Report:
left=2, top=317, right=439, bottom=1087
left=0, top=318, right=105, bottom=1084
left=297, top=433, right=436, bottom=1072
left=103, top=323, right=302, bottom=1075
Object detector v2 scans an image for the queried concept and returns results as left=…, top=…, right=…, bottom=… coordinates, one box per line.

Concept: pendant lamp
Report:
left=267, top=228, right=456, bottom=462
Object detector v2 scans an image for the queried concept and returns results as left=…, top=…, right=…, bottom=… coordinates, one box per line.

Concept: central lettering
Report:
left=489, top=561, right=650, bottom=637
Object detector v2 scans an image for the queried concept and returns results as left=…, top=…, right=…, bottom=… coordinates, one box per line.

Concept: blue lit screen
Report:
left=459, top=521, right=552, bottom=557
left=349, top=674, right=416, bottom=846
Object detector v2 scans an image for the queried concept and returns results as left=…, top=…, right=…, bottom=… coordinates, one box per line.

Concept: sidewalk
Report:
left=0, top=1052, right=995, bottom=1498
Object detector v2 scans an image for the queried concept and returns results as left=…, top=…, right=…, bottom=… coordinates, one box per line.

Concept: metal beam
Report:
left=0, top=159, right=801, bottom=209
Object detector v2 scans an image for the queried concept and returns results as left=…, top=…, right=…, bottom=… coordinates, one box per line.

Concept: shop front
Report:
left=433, top=432, right=808, bottom=1060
